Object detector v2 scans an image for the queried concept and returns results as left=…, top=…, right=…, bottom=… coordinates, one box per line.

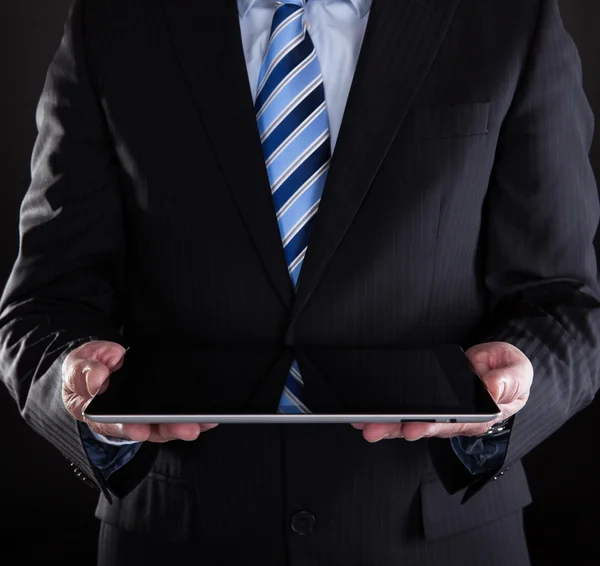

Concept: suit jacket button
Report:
left=291, top=511, right=316, bottom=535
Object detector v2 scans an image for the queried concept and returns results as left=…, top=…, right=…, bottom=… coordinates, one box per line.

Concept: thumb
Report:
left=482, top=369, right=517, bottom=405
left=84, top=341, right=127, bottom=395
left=82, top=360, right=111, bottom=397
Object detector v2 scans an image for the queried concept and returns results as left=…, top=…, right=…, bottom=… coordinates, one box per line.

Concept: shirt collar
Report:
left=238, top=0, right=371, bottom=19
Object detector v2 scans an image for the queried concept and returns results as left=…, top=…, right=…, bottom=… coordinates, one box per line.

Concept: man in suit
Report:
left=1, top=0, right=600, bottom=564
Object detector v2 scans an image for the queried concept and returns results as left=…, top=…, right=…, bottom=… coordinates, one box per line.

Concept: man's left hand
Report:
left=352, top=342, right=533, bottom=442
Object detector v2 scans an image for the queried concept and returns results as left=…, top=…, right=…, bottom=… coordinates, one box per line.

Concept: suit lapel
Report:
left=161, top=0, right=295, bottom=309
left=288, top=0, right=461, bottom=329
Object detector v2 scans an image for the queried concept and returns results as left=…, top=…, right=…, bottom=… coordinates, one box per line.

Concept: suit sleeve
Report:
left=0, top=0, right=156, bottom=500
left=430, top=0, right=600, bottom=502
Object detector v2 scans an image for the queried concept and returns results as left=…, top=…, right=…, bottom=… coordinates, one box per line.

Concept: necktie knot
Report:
left=275, top=0, right=306, bottom=17
left=276, top=0, right=306, bottom=7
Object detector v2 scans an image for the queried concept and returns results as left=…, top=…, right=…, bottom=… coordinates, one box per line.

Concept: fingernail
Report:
left=498, top=380, right=506, bottom=400
left=184, top=436, right=200, bottom=442
left=372, top=433, right=390, bottom=443
left=406, top=436, right=423, bottom=442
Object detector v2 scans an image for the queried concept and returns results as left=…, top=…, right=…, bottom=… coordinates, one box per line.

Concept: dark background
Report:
left=1, top=1, right=599, bottom=564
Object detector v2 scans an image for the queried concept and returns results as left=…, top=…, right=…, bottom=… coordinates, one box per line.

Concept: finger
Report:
left=85, top=420, right=152, bottom=442
left=351, top=423, right=365, bottom=430
left=501, top=360, right=533, bottom=403
left=361, top=423, right=402, bottom=442
left=63, top=390, right=88, bottom=421
left=77, top=341, right=127, bottom=372
left=467, top=342, right=533, bottom=401
left=87, top=422, right=200, bottom=444
left=119, top=423, right=153, bottom=442
left=98, top=378, right=110, bottom=395
left=83, top=361, right=112, bottom=397
left=199, top=423, right=219, bottom=432
left=482, top=366, right=528, bottom=405
left=401, top=422, right=436, bottom=441
left=156, top=423, right=202, bottom=442
left=465, top=342, right=507, bottom=376
left=111, top=354, right=126, bottom=373
left=168, top=423, right=202, bottom=440
left=144, top=424, right=175, bottom=443
left=83, top=422, right=215, bottom=444
left=401, top=421, right=490, bottom=440
left=63, top=359, right=109, bottom=397
left=468, top=357, right=492, bottom=380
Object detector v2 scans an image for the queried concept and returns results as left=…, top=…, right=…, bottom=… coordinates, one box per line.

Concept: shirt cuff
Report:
left=450, top=434, right=509, bottom=475
left=87, top=426, right=142, bottom=446
left=78, top=421, right=143, bottom=478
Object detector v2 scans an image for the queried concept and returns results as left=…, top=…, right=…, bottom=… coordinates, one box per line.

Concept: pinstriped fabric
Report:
left=3, top=0, right=600, bottom=563
left=256, top=0, right=331, bottom=414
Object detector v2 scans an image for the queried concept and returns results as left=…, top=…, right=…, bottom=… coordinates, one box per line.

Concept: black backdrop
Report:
left=1, top=1, right=599, bottom=564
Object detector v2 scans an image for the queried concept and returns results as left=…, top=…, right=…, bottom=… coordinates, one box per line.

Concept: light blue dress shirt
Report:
left=82, top=0, right=506, bottom=478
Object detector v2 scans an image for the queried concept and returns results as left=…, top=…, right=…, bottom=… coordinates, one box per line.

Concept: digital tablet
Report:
left=83, top=344, right=501, bottom=424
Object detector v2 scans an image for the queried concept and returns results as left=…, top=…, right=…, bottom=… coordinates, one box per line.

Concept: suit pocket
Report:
left=399, top=102, right=490, bottom=141
left=95, top=470, right=195, bottom=543
left=420, top=459, right=532, bottom=541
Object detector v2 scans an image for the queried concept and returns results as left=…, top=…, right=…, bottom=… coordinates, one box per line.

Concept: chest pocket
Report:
left=397, top=102, right=490, bottom=141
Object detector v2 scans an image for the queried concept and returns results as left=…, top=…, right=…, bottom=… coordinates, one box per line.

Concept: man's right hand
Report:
left=62, top=340, right=218, bottom=443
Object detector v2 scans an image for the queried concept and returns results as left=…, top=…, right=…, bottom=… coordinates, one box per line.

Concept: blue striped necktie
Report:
left=255, top=0, right=331, bottom=413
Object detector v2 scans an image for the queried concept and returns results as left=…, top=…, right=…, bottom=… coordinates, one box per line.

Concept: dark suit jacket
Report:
left=2, top=0, right=600, bottom=564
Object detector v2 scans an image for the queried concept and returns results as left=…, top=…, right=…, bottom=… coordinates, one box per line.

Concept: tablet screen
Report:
left=84, top=344, right=500, bottom=419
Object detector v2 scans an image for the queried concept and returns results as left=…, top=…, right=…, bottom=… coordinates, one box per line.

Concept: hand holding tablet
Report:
left=353, top=341, right=533, bottom=442
left=62, top=340, right=218, bottom=443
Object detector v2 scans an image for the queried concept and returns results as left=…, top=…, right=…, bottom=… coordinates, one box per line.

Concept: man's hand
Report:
left=352, top=342, right=533, bottom=443
left=62, top=340, right=218, bottom=443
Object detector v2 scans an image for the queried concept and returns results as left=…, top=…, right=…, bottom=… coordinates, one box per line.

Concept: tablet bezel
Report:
left=83, top=344, right=501, bottom=425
